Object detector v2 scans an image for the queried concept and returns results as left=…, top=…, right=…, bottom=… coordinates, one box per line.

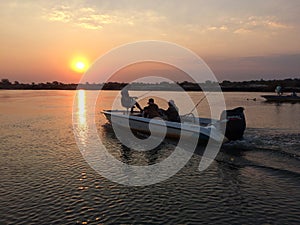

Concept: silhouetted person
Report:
left=143, top=98, right=160, bottom=118
left=121, top=88, right=143, bottom=113
left=291, top=91, right=297, bottom=97
left=275, top=85, right=283, bottom=96
left=163, top=100, right=180, bottom=122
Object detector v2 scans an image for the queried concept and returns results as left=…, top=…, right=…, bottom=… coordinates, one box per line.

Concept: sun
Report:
left=70, top=57, right=90, bottom=73
left=76, top=61, right=85, bottom=70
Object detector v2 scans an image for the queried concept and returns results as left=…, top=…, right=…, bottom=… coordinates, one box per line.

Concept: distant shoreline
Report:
left=0, top=78, right=299, bottom=92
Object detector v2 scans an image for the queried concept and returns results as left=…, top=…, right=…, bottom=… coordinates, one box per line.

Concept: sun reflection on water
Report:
left=75, top=89, right=89, bottom=148
left=77, top=89, right=86, bottom=126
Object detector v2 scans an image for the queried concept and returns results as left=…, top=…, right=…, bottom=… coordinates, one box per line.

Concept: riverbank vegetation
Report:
left=1, top=78, right=299, bottom=92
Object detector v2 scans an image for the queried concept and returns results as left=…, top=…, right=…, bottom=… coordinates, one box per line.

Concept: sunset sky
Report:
left=1, top=0, right=300, bottom=83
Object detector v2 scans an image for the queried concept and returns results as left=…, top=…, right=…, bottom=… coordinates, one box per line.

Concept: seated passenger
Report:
left=291, top=91, right=297, bottom=97
left=143, top=98, right=160, bottom=118
left=163, top=100, right=180, bottom=122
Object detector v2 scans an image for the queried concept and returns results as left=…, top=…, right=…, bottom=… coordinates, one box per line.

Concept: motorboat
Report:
left=261, top=94, right=300, bottom=102
left=102, top=107, right=246, bottom=143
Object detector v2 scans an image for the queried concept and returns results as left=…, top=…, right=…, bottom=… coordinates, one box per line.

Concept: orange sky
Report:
left=1, top=0, right=300, bottom=83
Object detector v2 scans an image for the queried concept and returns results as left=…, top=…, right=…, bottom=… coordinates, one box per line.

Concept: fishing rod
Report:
left=133, top=90, right=152, bottom=100
left=187, top=92, right=210, bottom=115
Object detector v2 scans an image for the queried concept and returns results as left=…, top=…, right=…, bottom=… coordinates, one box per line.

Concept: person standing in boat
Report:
left=121, top=88, right=143, bottom=113
left=162, top=100, right=180, bottom=122
left=275, top=85, right=283, bottom=96
left=143, top=98, right=160, bottom=118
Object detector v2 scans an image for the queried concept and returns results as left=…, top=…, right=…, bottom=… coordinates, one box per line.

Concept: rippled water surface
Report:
left=1, top=90, right=299, bottom=224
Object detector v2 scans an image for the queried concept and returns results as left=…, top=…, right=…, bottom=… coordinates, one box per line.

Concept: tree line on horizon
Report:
left=0, top=78, right=299, bottom=92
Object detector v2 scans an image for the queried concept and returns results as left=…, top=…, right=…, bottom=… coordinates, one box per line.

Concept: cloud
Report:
left=46, top=5, right=72, bottom=22
left=246, top=16, right=291, bottom=29
left=202, top=16, right=292, bottom=35
left=233, top=28, right=251, bottom=34
left=43, top=5, right=165, bottom=30
left=230, top=16, right=292, bottom=34
left=207, top=25, right=228, bottom=31
left=185, top=15, right=291, bottom=37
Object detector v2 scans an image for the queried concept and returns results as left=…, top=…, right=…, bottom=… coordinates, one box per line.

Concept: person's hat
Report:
left=148, top=98, right=154, bottom=104
left=168, top=100, right=175, bottom=106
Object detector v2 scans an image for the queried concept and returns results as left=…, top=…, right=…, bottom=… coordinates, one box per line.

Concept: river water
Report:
left=1, top=90, right=299, bottom=224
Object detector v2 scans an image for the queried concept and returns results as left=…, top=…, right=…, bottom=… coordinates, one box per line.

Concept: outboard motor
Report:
left=220, top=107, right=246, bottom=141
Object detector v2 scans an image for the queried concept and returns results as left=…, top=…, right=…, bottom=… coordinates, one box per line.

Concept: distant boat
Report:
left=261, top=95, right=300, bottom=102
left=102, top=107, right=246, bottom=143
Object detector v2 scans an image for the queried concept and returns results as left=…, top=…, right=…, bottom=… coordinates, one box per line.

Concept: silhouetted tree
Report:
left=1, top=78, right=11, bottom=85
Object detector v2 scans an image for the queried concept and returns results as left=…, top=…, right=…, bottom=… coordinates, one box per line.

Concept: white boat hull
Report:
left=102, top=110, right=225, bottom=143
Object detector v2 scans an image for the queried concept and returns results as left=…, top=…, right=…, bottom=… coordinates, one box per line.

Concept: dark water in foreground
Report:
left=0, top=90, right=299, bottom=224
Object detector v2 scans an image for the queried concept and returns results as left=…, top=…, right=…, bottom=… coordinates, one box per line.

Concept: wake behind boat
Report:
left=102, top=107, right=246, bottom=144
